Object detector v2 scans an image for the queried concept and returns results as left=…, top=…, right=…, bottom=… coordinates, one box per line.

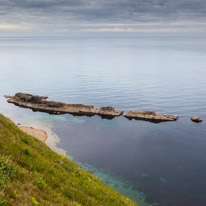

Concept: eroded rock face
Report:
left=124, top=111, right=178, bottom=123
left=6, top=93, right=122, bottom=119
left=191, top=116, right=203, bottom=123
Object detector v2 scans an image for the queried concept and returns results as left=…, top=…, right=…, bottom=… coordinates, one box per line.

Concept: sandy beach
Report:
left=19, top=126, right=48, bottom=143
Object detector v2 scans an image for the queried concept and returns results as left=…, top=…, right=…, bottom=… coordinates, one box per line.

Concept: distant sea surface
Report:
left=0, top=37, right=206, bottom=206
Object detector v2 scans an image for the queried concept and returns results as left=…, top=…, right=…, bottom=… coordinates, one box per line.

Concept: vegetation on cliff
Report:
left=0, top=114, right=136, bottom=206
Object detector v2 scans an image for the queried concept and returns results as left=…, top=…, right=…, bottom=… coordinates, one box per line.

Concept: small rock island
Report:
left=124, top=111, right=178, bottom=122
left=5, top=93, right=178, bottom=123
left=191, top=116, right=203, bottom=123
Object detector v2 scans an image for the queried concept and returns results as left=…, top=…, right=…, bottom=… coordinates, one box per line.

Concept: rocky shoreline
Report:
left=5, top=93, right=180, bottom=123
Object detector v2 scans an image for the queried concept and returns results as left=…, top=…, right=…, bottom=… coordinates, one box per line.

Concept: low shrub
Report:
left=21, top=136, right=29, bottom=144
left=31, top=197, right=39, bottom=205
left=0, top=154, right=16, bottom=188
left=34, top=172, right=47, bottom=190
left=0, top=196, right=7, bottom=206
left=21, top=147, right=30, bottom=155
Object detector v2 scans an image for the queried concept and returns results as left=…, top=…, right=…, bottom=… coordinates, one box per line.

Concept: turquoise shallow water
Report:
left=0, top=37, right=206, bottom=206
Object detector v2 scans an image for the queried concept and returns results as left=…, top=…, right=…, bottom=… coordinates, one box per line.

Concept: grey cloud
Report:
left=0, top=0, right=206, bottom=33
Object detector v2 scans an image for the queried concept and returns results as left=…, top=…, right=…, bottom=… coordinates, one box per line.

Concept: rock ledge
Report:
left=6, top=93, right=123, bottom=119
left=124, top=111, right=178, bottom=123
left=5, top=93, right=179, bottom=123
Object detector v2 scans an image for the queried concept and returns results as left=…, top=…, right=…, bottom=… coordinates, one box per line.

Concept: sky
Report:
left=0, top=0, right=206, bottom=36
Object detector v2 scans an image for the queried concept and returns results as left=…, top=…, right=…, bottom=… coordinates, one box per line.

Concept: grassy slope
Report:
left=0, top=114, right=136, bottom=206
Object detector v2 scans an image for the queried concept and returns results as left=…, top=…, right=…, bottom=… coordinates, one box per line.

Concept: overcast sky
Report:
left=0, top=0, right=206, bottom=35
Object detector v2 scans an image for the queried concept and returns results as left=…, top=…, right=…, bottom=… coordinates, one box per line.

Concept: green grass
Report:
left=0, top=114, right=136, bottom=206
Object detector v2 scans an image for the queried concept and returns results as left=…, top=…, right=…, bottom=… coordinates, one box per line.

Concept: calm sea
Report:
left=0, top=37, right=206, bottom=206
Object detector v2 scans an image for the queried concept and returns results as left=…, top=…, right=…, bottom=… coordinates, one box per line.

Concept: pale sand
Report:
left=19, top=126, right=48, bottom=143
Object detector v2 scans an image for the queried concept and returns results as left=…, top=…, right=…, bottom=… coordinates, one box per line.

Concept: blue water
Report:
left=0, top=37, right=206, bottom=206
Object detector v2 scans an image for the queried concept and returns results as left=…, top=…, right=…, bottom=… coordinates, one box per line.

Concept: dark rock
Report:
left=15, top=93, right=48, bottom=103
left=191, top=116, right=203, bottom=123
left=45, top=101, right=65, bottom=108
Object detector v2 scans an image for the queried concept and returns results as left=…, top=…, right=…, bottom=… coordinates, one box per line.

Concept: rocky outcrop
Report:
left=14, top=93, right=48, bottom=103
left=191, top=116, right=203, bottom=123
left=6, top=93, right=123, bottom=119
left=5, top=93, right=180, bottom=123
left=96, top=107, right=123, bottom=118
left=124, top=111, right=178, bottom=123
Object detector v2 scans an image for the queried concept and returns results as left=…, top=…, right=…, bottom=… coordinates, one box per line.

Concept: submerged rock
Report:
left=191, top=116, right=203, bottom=123
left=124, top=111, right=178, bottom=123
left=6, top=93, right=123, bottom=119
